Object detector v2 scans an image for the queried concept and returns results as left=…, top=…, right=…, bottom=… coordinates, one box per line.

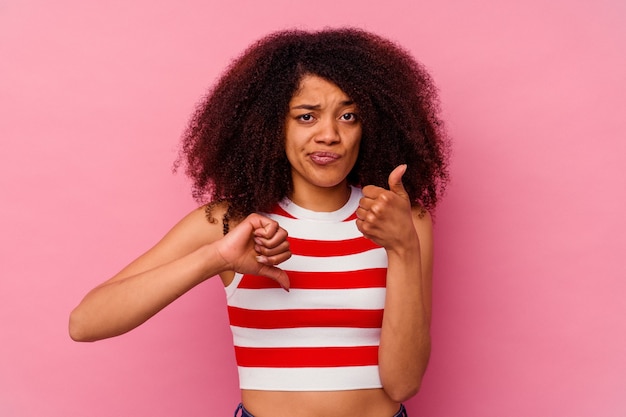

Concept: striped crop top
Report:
left=224, top=186, right=388, bottom=391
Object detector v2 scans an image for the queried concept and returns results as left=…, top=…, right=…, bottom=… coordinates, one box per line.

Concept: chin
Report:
left=312, top=179, right=350, bottom=190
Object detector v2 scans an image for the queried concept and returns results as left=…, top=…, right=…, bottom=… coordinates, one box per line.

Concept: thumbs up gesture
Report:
left=356, top=165, right=418, bottom=251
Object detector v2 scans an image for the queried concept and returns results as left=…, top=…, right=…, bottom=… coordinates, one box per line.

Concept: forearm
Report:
left=69, top=243, right=223, bottom=342
left=378, top=240, right=431, bottom=402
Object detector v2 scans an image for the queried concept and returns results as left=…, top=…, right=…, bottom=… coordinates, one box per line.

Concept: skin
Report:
left=283, top=75, right=362, bottom=212
left=69, top=75, right=432, bottom=417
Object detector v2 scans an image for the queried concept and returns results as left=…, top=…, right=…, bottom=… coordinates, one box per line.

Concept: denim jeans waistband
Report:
left=234, top=403, right=407, bottom=417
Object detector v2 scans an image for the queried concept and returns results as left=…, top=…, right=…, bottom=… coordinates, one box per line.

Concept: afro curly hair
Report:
left=177, top=28, right=450, bottom=221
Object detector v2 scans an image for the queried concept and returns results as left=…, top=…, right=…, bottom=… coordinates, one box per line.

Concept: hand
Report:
left=356, top=165, right=419, bottom=252
left=215, top=213, right=291, bottom=290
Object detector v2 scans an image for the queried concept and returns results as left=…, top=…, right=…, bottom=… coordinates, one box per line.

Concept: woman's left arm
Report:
left=356, top=165, right=432, bottom=402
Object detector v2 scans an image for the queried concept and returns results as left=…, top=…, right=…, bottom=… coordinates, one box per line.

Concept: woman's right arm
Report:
left=69, top=206, right=290, bottom=342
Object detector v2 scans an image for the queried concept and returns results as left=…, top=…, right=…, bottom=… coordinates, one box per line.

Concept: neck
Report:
left=290, top=182, right=351, bottom=212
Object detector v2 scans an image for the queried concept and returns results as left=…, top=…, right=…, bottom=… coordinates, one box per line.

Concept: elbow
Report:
left=68, top=308, right=95, bottom=342
left=384, top=378, right=423, bottom=403
left=381, top=346, right=431, bottom=402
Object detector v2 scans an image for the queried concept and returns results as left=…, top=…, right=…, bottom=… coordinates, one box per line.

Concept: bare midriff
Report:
left=241, top=388, right=400, bottom=417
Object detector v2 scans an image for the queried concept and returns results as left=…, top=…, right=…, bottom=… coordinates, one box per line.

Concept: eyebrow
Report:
left=290, top=100, right=355, bottom=110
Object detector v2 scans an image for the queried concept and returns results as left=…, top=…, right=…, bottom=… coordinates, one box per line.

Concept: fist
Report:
left=356, top=165, right=416, bottom=250
left=217, top=213, right=291, bottom=290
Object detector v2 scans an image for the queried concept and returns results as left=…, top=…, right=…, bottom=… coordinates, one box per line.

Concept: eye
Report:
left=296, top=113, right=315, bottom=123
left=340, top=112, right=358, bottom=122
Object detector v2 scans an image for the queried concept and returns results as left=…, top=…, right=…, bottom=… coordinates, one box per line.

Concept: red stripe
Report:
left=234, top=345, right=379, bottom=367
left=270, top=205, right=295, bottom=219
left=228, top=307, right=383, bottom=329
left=287, top=236, right=380, bottom=257
left=240, top=269, right=386, bottom=290
left=343, top=212, right=358, bottom=221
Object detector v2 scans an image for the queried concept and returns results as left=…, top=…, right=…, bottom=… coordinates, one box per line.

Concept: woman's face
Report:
left=284, top=75, right=362, bottom=201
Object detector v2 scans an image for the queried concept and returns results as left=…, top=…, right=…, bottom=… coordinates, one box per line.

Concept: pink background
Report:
left=1, top=1, right=625, bottom=416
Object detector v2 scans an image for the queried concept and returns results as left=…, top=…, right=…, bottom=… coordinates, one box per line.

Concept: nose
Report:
left=314, top=118, right=340, bottom=144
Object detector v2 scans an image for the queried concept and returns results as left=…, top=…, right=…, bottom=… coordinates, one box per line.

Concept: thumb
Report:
left=388, top=164, right=409, bottom=198
left=257, top=264, right=290, bottom=291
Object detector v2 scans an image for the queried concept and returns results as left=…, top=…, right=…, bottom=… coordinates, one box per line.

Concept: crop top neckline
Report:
left=277, top=186, right=361, bottom=222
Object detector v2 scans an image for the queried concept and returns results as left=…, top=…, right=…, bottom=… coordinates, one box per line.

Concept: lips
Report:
left=309, top=151, right=341, bottom=165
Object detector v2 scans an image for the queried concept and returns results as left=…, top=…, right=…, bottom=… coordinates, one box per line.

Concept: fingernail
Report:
left=256, top=255, right=268, bottom=264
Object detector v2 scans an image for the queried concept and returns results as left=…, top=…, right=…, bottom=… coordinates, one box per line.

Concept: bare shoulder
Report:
left=410, top=206, right=434, bottom=255
left=161, top=201, right=229, bottom=245
left=411, top=207, right=433, bottom=236
left=109, top=201, right=230, bottom=282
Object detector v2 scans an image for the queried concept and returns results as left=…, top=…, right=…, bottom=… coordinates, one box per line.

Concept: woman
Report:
left=69, top=28, right=450, bottom=417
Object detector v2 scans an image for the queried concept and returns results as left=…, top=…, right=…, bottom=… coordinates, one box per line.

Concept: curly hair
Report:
left=176, top=28, right=450, bottom=221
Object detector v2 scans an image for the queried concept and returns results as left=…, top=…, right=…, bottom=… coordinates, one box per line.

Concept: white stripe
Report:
left=228, top=287, right=386, bottom=310
left=268, top=215, right=363, bottom=240
left=230, top=326, right=381, bottom=348
left=281, top=247, right=388, bottom=272
left=272, top=185, right=363, bottom=223
left=238, top=366, right=382, bottom=391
